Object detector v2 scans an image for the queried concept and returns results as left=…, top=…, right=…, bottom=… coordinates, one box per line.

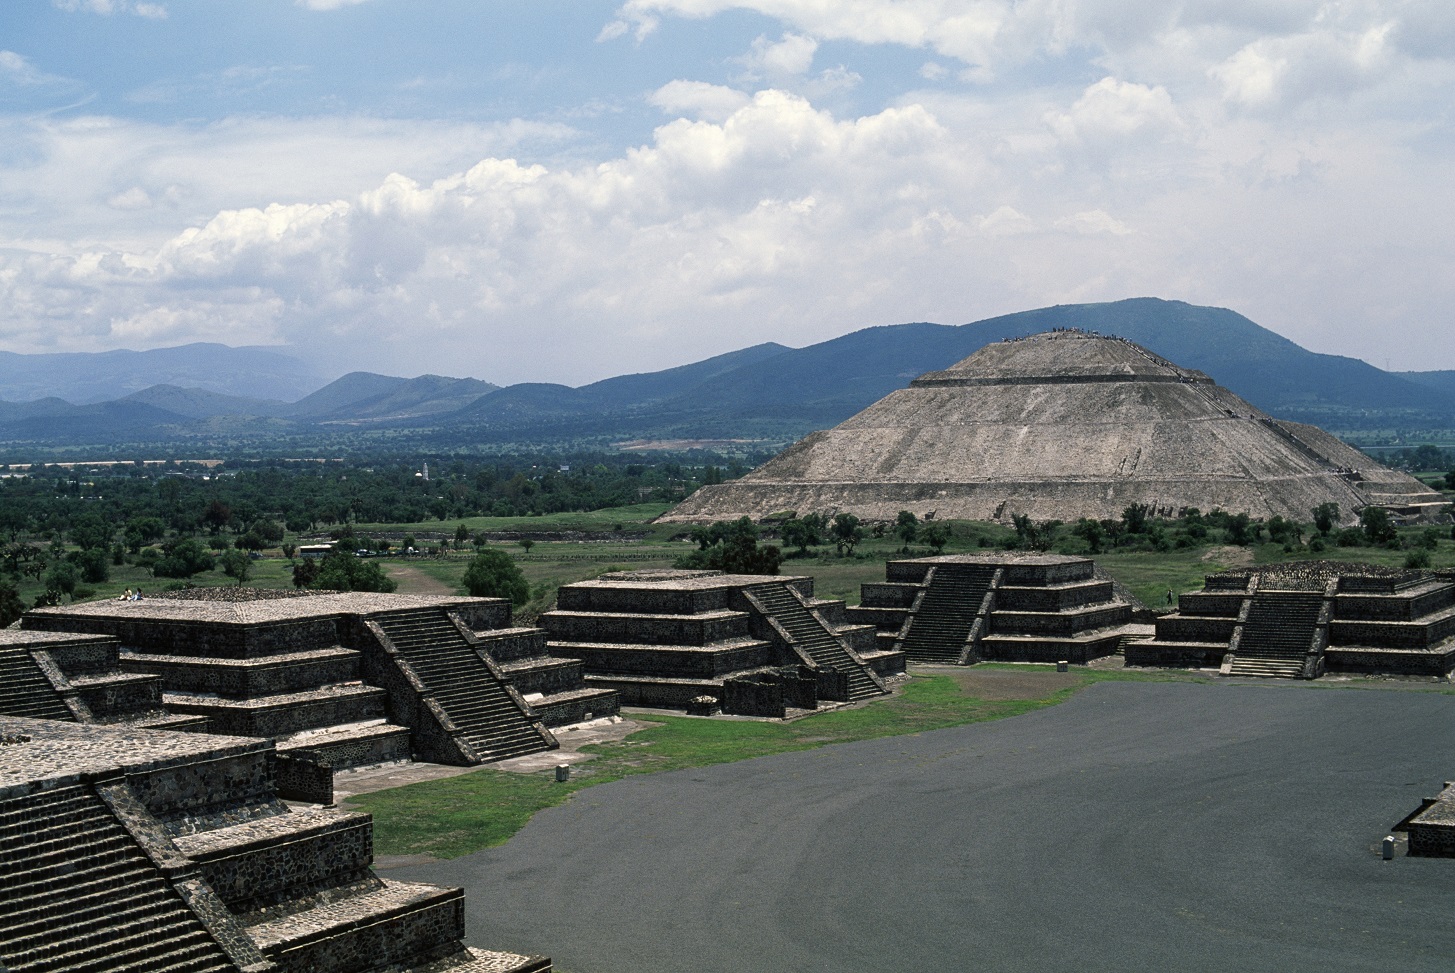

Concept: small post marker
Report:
left=555, top=764, right=571, bottom=783
left=1056, top=660, right=1069, bottom=672
left=1383, top=835, right=1396, bottom=860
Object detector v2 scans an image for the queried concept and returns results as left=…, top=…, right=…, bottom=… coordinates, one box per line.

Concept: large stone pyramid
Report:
left=661, top=330, right=1444, bottom=525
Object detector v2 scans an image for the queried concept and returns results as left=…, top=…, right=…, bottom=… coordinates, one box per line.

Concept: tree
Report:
left=519, top=538, right=535, bottom=554
left=894, top=511, right=919, bottom=552
left=462, top=549, right=530, bottom=605
left=921, top=521, right=950, bottom=554
left=780, top=514, right=825, bottom=556
left=44, top=560, right=80, bottom=602
left=1121, top=504, right=1149, bottom=535
left=1360, top=506, right=1397, bottom=545
left=1071, top=518, right=1104, bottom=554
left=0, top=579, right=24, bottom=628
left=675, top=517, right=782, bottom=575
left=1312, top=502, right=1340, bottom=536
left=220, top=549, right=252, bottom=586
left=292, top=557, right=319, bottom=588
left=68, top=513, right=111, bottom=551
left=1225, top=513, right=1254, bottom=546
left=828, top=513, right=864, bottom=556
left=152, top=538, right=215, bottom=578
left=455, top=523, right=471, bottom=545
left=311, top=551, right=397, bottom=593
left=70, top=547, right=109, bottom=584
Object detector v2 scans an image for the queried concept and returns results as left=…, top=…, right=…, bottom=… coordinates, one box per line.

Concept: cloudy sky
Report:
left=2, top=1, right=1452, bottom=386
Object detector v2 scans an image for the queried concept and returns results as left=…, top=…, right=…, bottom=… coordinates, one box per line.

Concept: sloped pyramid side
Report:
left=660, top=332, right=1443, bottom=524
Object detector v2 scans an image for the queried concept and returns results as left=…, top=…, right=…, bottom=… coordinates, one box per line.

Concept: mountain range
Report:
left=2, top=298, right=1452, bottom=454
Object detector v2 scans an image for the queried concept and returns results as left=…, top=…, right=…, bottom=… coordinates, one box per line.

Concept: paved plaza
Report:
left=393, top=680, right=1455, bottom=973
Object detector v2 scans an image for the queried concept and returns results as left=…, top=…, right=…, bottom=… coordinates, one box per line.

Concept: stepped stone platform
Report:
left=1128, top=562, right=1455, bottom=679
left=0, top=716, right=550, bottom=973
left=1403, top=780, right=1455, bottom=857
left=846, top=553, right=1136, bottom=665
left=0, top=629, right=208, bottom=732
left=22, top=589, right=564, bottom=801
left=538, top=569, right=902, bottom=718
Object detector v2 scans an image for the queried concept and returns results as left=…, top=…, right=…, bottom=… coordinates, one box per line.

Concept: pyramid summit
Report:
left=662, top=329, right=1444, bottom=525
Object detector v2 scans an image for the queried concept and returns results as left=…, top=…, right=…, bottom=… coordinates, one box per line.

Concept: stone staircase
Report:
left=1228, top=591, right=1325, bottom=678
left=475, top=627, right=620, bottom=728
left=374, top=609, right=553, bottom=762
left=897, top=564, right=996, bottom=664
left=743, top=583, right=885, bottom=701
left=0, top=784, right=236, bottom=973
left=0, top=645, right=73, bottom=722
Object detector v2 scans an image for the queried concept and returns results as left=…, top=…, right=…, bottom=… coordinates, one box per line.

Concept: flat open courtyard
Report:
left=392, top=680, right=1455, bottom=972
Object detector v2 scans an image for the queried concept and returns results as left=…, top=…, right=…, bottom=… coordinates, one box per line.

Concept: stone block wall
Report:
left=122, top=742, right=278, bottom=828
left=1155, top=616, right=1237, bottom=643
left=994, top=580, right=1114, bottom=612
left=1174, top=592, right=1246, bottom=617
left=556, top=585, right=733, bottom=615
left=1000, top=560, right=1093, bottom=587
left=543, top=610, right=751, bottom=646
left=858, top=583, right=919, bottom=609
left=1334, top=585, right=1455, bottom=622
left=1330, top=613, right=1455, bottom=649
left=169, top=687, right=387, bottom=739
left=723, top=674, right=786, bottom=718
left=186, top=812, right=374, bottom=909
left=36, top=638, right=119, bottom=676
left=72, top=675, right=163, bottom=717
left=991, top=603, right=1129, bottom=636
left=472, top=628, right=548, bottom=663
left=121, top=649, right=359, bottom=697
left=553, top=642, right=773, bottom=678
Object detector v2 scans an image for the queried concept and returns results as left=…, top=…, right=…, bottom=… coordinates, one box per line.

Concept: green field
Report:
left=28, top=499, right=1454, bottom=621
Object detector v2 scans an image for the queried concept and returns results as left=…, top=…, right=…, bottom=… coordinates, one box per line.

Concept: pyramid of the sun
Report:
left=662, top=330, right=1444, bottom=525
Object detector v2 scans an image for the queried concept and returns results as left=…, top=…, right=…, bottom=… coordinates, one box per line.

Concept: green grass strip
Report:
left=354, top=668, right=1195, bottom=860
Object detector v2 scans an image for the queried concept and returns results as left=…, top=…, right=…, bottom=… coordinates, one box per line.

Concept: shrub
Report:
left=462, top=549, right=530, bottom=605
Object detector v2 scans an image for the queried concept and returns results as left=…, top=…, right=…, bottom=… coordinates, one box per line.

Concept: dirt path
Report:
left=383, top=562, right=455, bottom=596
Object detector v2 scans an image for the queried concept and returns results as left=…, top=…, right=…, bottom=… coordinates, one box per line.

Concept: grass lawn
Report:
left=352, top=666, right=1202, bottom=860
left=352, top=503, right=678, bottom=539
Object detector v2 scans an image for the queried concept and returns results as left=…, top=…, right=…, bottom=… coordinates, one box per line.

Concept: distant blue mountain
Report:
left=0, top=299, right=1449, bottom=449
left=0, top=343, right=326, bottom=404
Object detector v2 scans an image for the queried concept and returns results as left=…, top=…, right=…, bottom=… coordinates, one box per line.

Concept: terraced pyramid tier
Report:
left=662, top=330, right=1445, bottom=524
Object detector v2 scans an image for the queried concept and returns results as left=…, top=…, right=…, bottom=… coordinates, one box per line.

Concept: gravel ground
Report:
left=393, top=680, right=1455, bottom=973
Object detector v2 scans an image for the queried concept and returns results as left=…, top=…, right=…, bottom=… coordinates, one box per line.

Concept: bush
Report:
left=0, top=580, right=25, bottom=627
left=153, top=538, right=215, bottom=578
left=311, top=551, right=397, bottom=593
left=676, top=517, right=782, bottom=574
left=1405, top=548, right=1432, bottom=570
left=462, top=549, right=530, bottom=605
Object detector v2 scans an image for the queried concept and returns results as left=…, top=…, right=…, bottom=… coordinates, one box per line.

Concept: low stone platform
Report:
left=847, top=553, right=1136, bottom=665
left=21, top=590, right=568, bottom=798
left=1405, top=780, right=1455, bottom=857
left=539, top=569, right=899, bottom=717
left=1130, top=562, right=1455, bottom=678
left=0, top=716, right=551, bottom=973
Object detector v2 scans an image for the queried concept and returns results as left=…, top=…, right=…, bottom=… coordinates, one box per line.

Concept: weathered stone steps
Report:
left=376, top=610, right=550, bottom=763
left=898, top=564, right=996, bottom=664
left=0, top=647, right=72, bottom=721
left=745, top=583, right=884, bottom=701
left=0, top=785, right=235, bottom=973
